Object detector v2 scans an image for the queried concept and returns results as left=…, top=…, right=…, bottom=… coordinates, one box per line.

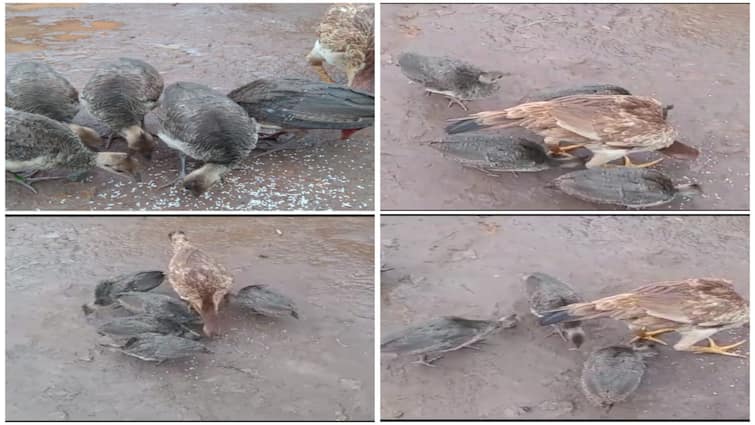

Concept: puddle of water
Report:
left=6, top=4, right=80, bottom=12
left=6, top=15, right=123, bottom=53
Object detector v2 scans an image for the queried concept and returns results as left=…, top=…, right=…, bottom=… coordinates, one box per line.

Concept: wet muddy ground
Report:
left=381, top=216, right=748, bottom=419
left=6, top=217, right=374, bottom=420
left=6, top=4, right=374, bottom=211
left=381, top=4, right=749, bottom=210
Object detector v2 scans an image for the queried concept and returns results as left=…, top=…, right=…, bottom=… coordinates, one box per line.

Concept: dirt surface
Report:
left=381, top=4, right=749, bottom=210
left=381, top=216, right=749, bottom=419
left=6, top=216, right=374, bottom=420
left=6, top=4, right=374, bottom=211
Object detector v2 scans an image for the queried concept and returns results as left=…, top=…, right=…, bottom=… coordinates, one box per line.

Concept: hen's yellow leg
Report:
left=558, top=144, right=586, bottom=153
left=550, top=144, right=585, bottom=158
left=310, top=64, right=335, bottom=83
left=688, top=338, right=747, bottom=358
left=630, top=327, right=675, bottom=345
left=623, top=156, right=664, bottom=168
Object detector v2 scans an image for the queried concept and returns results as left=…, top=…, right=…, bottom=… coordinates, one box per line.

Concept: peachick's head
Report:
left=563, top=322, right=586, bottom=348
left=124, top=125, right=157, bottom=160
left=69, top=124, right=103, bottom=150
left=478, top=71, right=507, bottom=85
left=182, top=163, right=229, bottom=197
left=94, top=152, right=141, bottom=181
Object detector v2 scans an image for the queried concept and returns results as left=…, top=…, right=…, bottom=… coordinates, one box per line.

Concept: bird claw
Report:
left=690, top=338, right=747, bottom=358
left=630, top=328, right=674, bottom=345
left=446, top=97, right=469, bottom=111
left=413, top=354, right=443, bottom=367
left=158, top=176, right=183, bottom=190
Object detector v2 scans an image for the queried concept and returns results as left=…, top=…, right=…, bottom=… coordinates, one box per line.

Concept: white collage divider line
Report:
left=374, top=1, right=382, bottom=422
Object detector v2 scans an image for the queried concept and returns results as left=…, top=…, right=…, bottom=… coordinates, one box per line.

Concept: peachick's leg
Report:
left=413, top=353, right=443, bottom=367
left=158, top=152, right=187, bottom=190
left=549, top=325, right=569, bottom=342
left=7, top=174, right=38, bottom=194
left=105, top=133, right=115, bottom=149
left=446, top=96, right=469, bottom=111
left=7, top=172, right=65, bottom=193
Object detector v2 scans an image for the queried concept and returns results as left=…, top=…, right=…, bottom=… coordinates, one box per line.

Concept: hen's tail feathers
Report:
left=445, top=111, right=515, bottom=134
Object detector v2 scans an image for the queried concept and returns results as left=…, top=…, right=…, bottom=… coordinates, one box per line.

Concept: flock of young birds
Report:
left=6, top=4, right=374, bottom=197
left=382, top=273, right=748, bottom=410
left=83, top=231, right=298, bottom=363
left=397, top=52, right=703, bottom=208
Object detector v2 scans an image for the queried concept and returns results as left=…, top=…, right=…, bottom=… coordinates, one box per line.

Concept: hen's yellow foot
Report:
left=690, top=338, right=747, bottom=358
left=630, top=328, right=675, bottom=345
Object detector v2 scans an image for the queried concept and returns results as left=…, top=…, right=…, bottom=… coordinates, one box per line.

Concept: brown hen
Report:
left=539, top=278, right=749, bottom=357
left=167, top=231, right=233, bottom=336
left=307, top=4, right=374, bottom=88
left=446, top=95, right=679, bottom=168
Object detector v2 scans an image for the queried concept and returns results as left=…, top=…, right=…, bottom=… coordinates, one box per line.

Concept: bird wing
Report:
left=546, top=96, right=668, bottom=147
left=229, top=79, right=374, bottom=129
left=549, top=106, right=602, bottom=141
left=607, top=278, right=744, bottom=326
left=169, top=247, right=233, bottom=303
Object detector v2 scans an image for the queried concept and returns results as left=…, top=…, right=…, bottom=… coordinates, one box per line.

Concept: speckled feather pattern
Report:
left=228, top=78, right=374, bottom=129
left=114, top=333, right=209, bottom=362
left=581, top=346, right=646, bottom=407
left=155, top=82, right=258, bottom=165
left=398, top=53, right=500, bottom=99
left=430, top=134, right=557, bottom=172
left=6, top=61, right=80, bottom=122
left=381, top=316, right=505, bottom=356
left=525, top=272, right=583, bottom=316
left=97, top=315, right=185, bottom=338
left=551, top=168, right=680, bottom=207
left=454, top=95, right=677, bottom=150
left=168, top=237, right=233, bottom=311
left=555, top=278, right=749, bottom=330
left=519, top=84, right=631, bottom=103
left=116, top=291, right=201, bottom=325
left=232, top=284, right=298, bottom=318
left=317, top=4, right=374, bottom=71
left=81, top=58, right=163, bottom=131
left=5, top=108, right=95, bottom=171
left=93, top=270, right=165, bottom=305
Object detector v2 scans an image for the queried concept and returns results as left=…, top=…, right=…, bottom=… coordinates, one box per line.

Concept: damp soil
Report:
left=381, top=216, right=749, bottom=419
left=380, top=4, right=749, bottom=210
left=6, top=216, right=374, bottom=420
left=6, top=3, right=374, bottom=211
